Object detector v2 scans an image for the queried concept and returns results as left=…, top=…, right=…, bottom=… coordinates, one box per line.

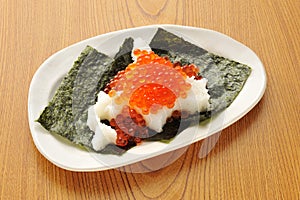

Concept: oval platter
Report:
left=28, top=25, right=266, bottom=171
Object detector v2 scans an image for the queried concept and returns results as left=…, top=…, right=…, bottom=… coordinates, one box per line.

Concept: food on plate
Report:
left=36, top=28, right=251, bottom=155
left=88, top=49, right=210, bottom=151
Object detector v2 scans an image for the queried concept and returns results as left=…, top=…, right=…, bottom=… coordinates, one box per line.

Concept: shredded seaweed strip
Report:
left=146, top=28, right=252, bottom=141
left=37, top=38, right=134, bottom=151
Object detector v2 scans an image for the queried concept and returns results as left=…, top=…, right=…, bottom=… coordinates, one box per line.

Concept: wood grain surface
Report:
left=0, top=0, right=299, bottom=199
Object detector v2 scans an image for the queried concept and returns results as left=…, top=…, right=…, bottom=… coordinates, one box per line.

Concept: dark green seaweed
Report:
left=37, top=46, right=113, bottom=147
left=146, top=28, right=252, bottom=141
left=150, top=28, right=251, bottom=113
left=72, top=48, right=114, bottom=146
left=37, top=38, right=134, bottom=148
left=37, top=46, right=97, bottom=146
left=149, top=28, right=208, bottom=58
left=96, top=38, right=134, bottom=92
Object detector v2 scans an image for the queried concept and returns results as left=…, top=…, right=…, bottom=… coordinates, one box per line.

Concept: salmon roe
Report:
left=105, top=49, right=197, bottom=115
left=110, top=106, right=146, bottom=147
left=104, top=49, right=202, bottom=147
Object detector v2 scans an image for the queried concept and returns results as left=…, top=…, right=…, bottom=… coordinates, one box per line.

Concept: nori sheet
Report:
left=149, top=28, right=252, bottom=114
left=37, top=38, right=134, bottom=149
left=37, top=46, right=100, bottom=147
left=146, top=28, right=252, bottom=141
left=96, top=38, right=134, bottom=92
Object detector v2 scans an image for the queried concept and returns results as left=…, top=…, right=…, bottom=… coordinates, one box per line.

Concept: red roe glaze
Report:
left=104, top=49, right=202, bottom=147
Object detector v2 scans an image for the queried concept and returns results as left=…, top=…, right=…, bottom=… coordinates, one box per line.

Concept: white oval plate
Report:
left=28, top=25, right=266, bottom=171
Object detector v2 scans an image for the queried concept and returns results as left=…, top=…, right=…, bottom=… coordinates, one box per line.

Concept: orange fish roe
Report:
left=110, top=106, right=147, bottom=147
left=182, top=64, right=200, bottom=78
left=129, top=83, right=176, bottom=115
left=103, top=49, right=203, bottom=147
left=105, top=49, right=193, bottom=115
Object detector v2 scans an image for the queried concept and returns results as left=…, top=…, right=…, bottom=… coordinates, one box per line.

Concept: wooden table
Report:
left=1, top=0, right=299, bottom=199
